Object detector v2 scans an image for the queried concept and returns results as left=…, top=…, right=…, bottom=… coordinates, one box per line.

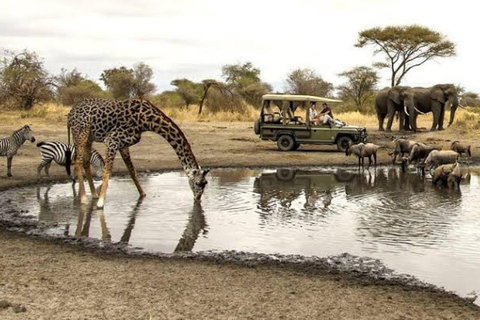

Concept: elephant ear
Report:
left=388, top=88, right=401, bottom=104
left=430, top=87, right=446, bottom=103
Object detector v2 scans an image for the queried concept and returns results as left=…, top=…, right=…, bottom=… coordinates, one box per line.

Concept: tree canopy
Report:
left=356, top=25, right=456, bottom=87
left=100, top=63, right=156, bottom=99
left=285, top=68, right=333, bottom=97
left=337, top=66, right=378, bottom=110
left=0, top=49, right=54, bottom=109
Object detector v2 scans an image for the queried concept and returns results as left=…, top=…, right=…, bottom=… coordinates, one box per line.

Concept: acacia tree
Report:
left=221, top=62, right=271, bottom=106
left=285, top=68, right=333, bottom=97
left=0, top=49, right=54, bottom=109
left=356, top=25, right=456, bottom=87
left=337, top=66, right=378, bottom=110
left=170, top=78, right=202, bottom=108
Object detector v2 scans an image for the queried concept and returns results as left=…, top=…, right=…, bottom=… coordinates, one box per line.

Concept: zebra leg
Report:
left=120, top=147, right=146, bottom=197
left=45, top=162, right=52, bottom=177
left=7, top=156, right=13, bottom=177
left=82, top=142, right=98, bottom=199
left=97, top=143, right=118, bottom=209
left=37, top=161, right=46, bottom=178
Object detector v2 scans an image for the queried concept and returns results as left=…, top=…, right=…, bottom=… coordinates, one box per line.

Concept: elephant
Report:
left=375, top=86, right=414, bottom=132
left=407, top=84, right=459, bottom=132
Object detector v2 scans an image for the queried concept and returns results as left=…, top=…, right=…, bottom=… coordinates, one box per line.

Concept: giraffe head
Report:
left=187, top=168, right=210, bottom=202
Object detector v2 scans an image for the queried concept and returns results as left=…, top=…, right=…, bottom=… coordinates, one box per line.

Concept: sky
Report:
left=1, top=0, right=479, bottom=94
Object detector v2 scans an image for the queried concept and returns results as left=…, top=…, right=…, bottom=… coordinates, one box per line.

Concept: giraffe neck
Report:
left=148, top=111, right=200, bottom=172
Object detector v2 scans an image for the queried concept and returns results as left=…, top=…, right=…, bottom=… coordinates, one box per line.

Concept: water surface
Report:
left=4, top=167, right=480, bottom=301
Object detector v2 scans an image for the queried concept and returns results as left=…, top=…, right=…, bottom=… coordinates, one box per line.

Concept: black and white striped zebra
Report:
left=37, top=141, right=104, bottom=178
left=0, top=125, right=36, bottom=177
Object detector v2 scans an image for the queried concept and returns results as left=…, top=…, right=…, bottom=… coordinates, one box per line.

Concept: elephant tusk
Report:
left=414, top=107, right=425, bottom=115
left=404, top=106, right=410, bottom=116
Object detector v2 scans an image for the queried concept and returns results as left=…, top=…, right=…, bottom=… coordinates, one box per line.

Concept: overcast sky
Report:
left=1, top=0, right=479, bottom=94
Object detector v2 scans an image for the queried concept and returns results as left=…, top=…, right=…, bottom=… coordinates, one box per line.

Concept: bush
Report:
left=57, top=80, right=107, bottom=106
left=206, top=87, right=246, bottom=113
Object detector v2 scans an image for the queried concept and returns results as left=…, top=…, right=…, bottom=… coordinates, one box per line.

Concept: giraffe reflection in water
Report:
left=36, top=188, right=207, bottom=252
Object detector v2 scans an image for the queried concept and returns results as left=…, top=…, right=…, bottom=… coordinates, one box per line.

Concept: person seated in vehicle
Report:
left=310, top=102, right=335, bottom=127
left=319, top=102, right=346, bottom=127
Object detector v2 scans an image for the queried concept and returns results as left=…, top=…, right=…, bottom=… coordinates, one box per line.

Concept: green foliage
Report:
left=0, top=49, right=54, bottom=110
left=285, top=68, right=333, bottom=97
left=221, top=62, right=271, bottom=107
left=461, top=91, right=480, bottom=108
left=337, top=66, right=378, bottom=111
left=132, top=62, right=156, bottom=98
left=170, top=78, right=203, bottom=108
left=150, top=91, right=185, bottom=109
left=205, top=86, right=245, bottom=114
left=100, top=66, right=135, bottom=99
left=56, top=68, right=107, bottom=106
left=100, top=62, right=156, bottom=99
left=356, top=25, right=456, bottom=86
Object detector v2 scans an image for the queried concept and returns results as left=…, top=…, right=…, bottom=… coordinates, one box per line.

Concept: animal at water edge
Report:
left=404, top=143, right=441, bottom=175
left=450, top=141, right=472, bottom=158
left=36, top=141, right=104, bottom=179
left=424, top=150, right=459, bottom=171
left=67, top=98, right=209, bottom=208
left=0, top=125, right=36, bottom=177
left=345, top=142, right=379, bottom=169
left=432, top=162, right=463, bottom=189
left=389, top=138, right=417, bottom=164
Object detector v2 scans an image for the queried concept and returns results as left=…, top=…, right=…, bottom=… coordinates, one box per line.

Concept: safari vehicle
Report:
left=253, top=94, right=367, bottom=151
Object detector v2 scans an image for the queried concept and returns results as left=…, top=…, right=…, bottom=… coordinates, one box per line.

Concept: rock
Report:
left=0, top=300, right=10, bottom=309
left=12, top=304, right=27, bottom=313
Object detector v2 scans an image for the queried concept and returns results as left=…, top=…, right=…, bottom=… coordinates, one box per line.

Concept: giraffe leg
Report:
left=82, top=141, right=98, bottom=199
left=120, top=147, right=146, bottom=197
left=74, top=131, right=90, bottom=204
left=97, top=145, right=117, bottom=209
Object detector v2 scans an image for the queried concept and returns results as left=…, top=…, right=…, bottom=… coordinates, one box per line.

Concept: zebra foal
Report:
left=37, top=141, right=104, bottom=179
left=0, top=125, right=36, bottom=177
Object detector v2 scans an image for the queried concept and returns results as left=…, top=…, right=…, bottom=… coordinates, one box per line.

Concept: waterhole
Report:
left=3, top=167, right=480, bottom=300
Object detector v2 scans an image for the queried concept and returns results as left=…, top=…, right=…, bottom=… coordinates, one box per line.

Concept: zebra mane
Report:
left=13, top=125, right=30, bottom=135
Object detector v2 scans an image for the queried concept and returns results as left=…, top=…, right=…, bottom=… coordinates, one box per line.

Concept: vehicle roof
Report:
left=262, top=94, right=342, bottom=103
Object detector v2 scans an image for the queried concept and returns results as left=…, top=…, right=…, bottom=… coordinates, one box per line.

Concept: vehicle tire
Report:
left=337, top=136, right=353, bottom=152
left=277, top=135, right=295, bottom=151
left=253, top=118, right=261, bottom=134
left=292, top=143, right=300, bottom=151
left=275, top=169, right=296, bottom=181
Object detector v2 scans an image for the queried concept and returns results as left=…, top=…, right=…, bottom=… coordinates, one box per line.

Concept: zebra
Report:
left=0, top=125, right=36, bottom=177
left=37, top=141, right=104, bottom=179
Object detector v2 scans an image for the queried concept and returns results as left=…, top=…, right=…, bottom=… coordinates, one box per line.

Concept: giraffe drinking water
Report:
left=67, top=98, right=209, bottom=208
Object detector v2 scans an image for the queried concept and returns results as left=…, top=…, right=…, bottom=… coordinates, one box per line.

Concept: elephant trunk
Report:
left=448, top=96, right=459, bottom=127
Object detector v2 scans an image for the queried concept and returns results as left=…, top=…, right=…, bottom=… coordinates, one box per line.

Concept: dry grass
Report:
left=1, top=102, right=480, bottom=138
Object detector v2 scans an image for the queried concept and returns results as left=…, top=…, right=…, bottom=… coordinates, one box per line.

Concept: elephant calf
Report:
left=389, top=138, right=417, bottom=164
left=432, top=162, right=463, bottom=188
left=346, top=142, right=379, bottom=169
left=424, top=150, right=459, bottom=171
left=450, top=141, right=472, bottom=158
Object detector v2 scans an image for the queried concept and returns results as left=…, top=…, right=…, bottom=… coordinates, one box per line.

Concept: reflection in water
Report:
left=10, top=168, right=480, bottom=302
left=174, top=203, right=207, bottom=252
left=253, top=168, right=465, bottom=247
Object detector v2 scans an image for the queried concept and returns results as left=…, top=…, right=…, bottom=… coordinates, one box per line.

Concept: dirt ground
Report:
left=1, top=121, right=480, bottom=319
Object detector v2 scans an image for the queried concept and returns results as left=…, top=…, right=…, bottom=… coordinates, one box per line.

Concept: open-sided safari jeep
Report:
left=253, top=94, right=367, bottom=152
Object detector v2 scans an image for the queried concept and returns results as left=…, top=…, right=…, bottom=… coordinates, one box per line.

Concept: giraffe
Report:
left=67, top=98, right=209, bottom=208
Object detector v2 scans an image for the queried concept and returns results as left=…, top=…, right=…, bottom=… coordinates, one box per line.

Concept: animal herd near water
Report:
left=346, top=137, right=472, bottom=189
left=0, top=95, right=474, bottom=207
